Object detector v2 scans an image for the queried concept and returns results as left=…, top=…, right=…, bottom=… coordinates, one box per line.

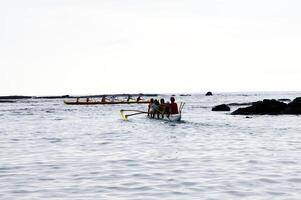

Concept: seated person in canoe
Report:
left=148, top=98, right=154, bottom=117
left=137, top=95, right=143, bottom=102
left=101, top=95, right=106, bottom=103
left=159, top=98, right=170, bottom=118
left=148, top=99, right=161, bottom=118
left=169, top=97, right=179, bottom=114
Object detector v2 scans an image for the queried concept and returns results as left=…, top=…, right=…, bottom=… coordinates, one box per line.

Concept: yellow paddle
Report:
left=120, top=110, right=148, bottom=121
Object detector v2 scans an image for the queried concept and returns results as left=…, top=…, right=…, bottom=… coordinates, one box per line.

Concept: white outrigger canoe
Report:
left=120, top=102, right=184, bottom=122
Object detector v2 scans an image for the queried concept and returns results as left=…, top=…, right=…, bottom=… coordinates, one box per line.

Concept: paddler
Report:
left=147, top=98, right=154, bottom=117
left=159, top=98, right=167, bottom=118
left=152, top=99, right=160, bottom=118
left=170, top=97, right=179, bottom=114
left=101, top=95, right=106, bottom=103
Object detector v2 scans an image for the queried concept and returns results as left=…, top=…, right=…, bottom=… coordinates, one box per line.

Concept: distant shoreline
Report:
left=0, top=93, right=158, bottom=100
left=2, top=91, right=301, bottom=100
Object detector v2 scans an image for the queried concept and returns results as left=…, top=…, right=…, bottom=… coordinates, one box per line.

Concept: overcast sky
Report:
left=1, top=0, right=301, bottom=96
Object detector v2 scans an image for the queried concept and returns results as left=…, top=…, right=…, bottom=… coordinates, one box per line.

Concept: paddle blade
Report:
left=120, top=110, right=128, bottom=121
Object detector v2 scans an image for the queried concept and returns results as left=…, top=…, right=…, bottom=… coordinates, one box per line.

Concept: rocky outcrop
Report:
left=227, top=102, right=253, bottom=106
left=212, top=104, right=231, bottom=111
left=231, top=97, right=301, bottom=115
left=282, top=97, right=301, bottom=114
left=231, top=99, right=287, bottom=115
left=205, top=92, right=213, bottom=96
left=278, top=98, right=291, bottom=102
left=228, top=99, right=290, bottom=107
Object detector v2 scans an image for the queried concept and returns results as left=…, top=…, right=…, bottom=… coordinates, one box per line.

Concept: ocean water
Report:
left=1, top=92, right=301, bottom=200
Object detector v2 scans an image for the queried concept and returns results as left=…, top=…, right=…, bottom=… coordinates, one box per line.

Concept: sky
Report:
left=1, top=0, right=301, bottom=96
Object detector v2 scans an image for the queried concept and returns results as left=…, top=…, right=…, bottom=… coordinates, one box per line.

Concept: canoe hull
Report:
left=148, top=114, right=181, bottom=122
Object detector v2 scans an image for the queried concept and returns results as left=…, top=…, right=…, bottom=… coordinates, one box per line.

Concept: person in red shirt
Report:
left=170, top=97, right=179, bottom=114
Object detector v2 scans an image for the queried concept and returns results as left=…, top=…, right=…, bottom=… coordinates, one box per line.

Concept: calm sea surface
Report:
left=1, top=92, right=301, bottom=200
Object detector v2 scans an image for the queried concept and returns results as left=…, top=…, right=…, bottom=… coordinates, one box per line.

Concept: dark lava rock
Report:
left=283, top=97, right=301, bottom=114
left=278, top=98, right=291, bottom=102
left=231, top=99, right=287, bottom=115
left=205, top=92, right=213, bottom=96
left=227, top=102, right=254, bottom=106
left=212, top=104, right=231, bottom=111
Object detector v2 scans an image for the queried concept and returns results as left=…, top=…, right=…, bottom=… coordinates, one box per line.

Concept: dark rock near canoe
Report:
left=205, top=91, right=213, bottom=96
left=282, top=97, right=301, bottom=114
left=212, top=104, right=231, bottom=111
left=231, top=99, right=287, bottom=115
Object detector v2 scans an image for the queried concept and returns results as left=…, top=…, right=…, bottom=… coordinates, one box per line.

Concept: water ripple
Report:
left=1, top=94, right=301, bottom=199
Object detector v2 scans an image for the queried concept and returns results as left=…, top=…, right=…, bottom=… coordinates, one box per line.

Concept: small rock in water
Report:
left=205, top=91, right=213, bottom=96
left=212, top=104, right=230, bottom=111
